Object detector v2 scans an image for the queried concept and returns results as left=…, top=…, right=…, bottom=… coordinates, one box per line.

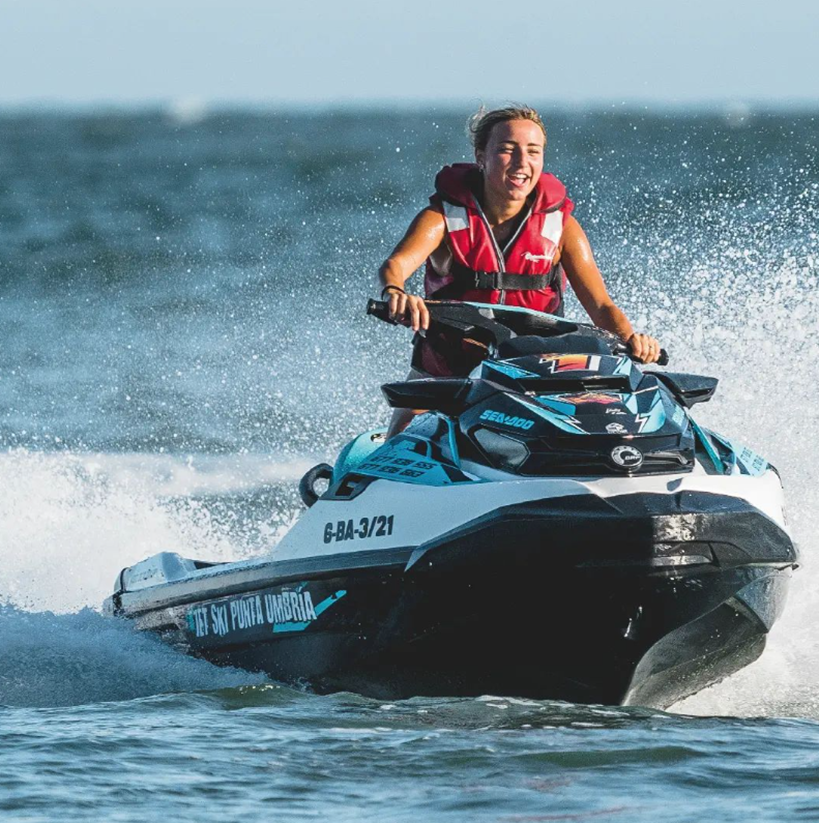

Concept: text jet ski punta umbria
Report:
left=105, top=302, right=797, bottom=709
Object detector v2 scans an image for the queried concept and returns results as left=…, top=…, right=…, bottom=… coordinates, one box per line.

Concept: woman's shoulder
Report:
left=398, top=207, right=447, bottom=250
left=416, top=205, right=446, bottom=225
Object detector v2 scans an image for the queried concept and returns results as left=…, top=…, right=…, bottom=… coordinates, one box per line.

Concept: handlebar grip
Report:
left=610, top=343, right=670, bottom=366
left=366, top=299, right=394, bottom=322
left=367, top=300, right=389, bottom=318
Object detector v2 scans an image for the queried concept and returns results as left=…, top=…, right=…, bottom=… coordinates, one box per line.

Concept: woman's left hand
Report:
left=627, top=332, right=662, bottom=363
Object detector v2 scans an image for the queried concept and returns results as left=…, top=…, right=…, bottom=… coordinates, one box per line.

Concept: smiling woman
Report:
left=378, top=105, right=662, bottom=434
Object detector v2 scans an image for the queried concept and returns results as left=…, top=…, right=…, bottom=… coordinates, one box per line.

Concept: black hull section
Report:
left=116, top=492, right=796, bottom=709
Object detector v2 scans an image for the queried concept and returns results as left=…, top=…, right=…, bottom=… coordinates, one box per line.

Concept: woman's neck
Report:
left=478, top=183, right=529, bottom=228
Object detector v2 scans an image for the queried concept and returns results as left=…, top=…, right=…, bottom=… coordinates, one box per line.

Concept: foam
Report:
left=0, top=450, right=304, bottom=612
left=0, top=605, right=265, bottom=708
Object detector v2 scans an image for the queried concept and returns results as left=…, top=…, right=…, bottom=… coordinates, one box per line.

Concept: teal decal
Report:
left=613, top=357, right=634, bottom=376
left=706, top=430, right=769, bottom=477
left=185, top=586, right=348, bottom=642
left=670, top=403, right=686, bottom=427
left=446, top=418, right=461, bottom=466
left=333, top=430, right=386, bottom=482
left=634, top=392, right=666, bottom=433
left=356, top=436, right=474, bottom=486
left=537, top=395, right=579, bottom=416
left=690, top=420, right=725, bottom=473
left=273, top=590, right=347, bottom=633
left=483, top=361, right=540, bottom=380
left=464, top=301, right=563, bottom=321
left=734, top=444, right=769, bottom=476
left=528, top=403, right=587, bottom=434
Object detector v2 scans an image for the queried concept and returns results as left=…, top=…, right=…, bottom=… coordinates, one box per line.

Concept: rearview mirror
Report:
left=650, top=372, right=718, bottom=407
left=381, top=378, right=472, bottom=415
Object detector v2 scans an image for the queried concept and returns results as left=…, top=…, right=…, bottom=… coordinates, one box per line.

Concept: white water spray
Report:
left=0, top=450, right=308, bottom=612
left=620, top=249, right=819, bottom=717
left=0, top=450, right=305, bottom=706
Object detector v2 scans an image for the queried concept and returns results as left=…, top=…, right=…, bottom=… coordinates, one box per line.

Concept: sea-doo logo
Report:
left=523, top=251, right=550, bottom=262
left=480, top=410, right=535, bottom=430
left=610, top=445, right=643, bottom=470
left=606, top=422, right=628, bottom=434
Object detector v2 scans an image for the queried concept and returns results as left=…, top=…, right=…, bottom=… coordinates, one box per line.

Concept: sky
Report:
left=2, top=0, right=818, bottom=108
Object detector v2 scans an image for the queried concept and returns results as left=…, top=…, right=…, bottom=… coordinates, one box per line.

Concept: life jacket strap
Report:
left=450, top=263, right=550, bottom=291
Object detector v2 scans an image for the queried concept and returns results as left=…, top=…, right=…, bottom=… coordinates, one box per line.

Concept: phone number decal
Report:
left=324, top=515, right=395, bottom=544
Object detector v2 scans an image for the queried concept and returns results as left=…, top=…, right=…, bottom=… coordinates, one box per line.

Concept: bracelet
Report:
left=381, top=285, right=406, bottom=299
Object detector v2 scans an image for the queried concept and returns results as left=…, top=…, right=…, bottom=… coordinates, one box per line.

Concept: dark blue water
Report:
left=7, top=678, right=819, bottom=823
left=1, top=106, right=819, bottom=821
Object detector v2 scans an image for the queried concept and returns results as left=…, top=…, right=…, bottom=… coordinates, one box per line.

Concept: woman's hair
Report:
left=468, top=105, right=547, bottom=153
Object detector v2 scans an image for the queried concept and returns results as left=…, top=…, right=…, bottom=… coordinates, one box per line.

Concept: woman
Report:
left=379, top=105, right=661, bottom=432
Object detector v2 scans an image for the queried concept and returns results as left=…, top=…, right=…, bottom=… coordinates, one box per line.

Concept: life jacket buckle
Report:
left=472, top=271, right=499, bottom=290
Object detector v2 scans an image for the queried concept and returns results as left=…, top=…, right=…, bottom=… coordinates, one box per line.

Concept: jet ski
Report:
left=104, top=301, right=797, bottom=708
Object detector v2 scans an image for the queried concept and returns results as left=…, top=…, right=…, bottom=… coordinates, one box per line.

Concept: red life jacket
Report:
left=425, top=163, right=574, bottom=314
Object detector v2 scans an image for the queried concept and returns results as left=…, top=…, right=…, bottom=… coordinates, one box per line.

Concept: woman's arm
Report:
left=560, top=216, right=661, bottom=363
left=379, top=207, right=446, bottom=332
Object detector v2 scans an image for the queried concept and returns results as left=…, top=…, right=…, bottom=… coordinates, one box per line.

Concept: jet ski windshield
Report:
left=497, top=334, right=613, bottom=359
left=462, top=301, right=580, bottom=338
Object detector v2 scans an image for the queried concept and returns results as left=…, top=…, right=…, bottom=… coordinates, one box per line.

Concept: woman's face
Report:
left=476, top=119, right=545, bottom=205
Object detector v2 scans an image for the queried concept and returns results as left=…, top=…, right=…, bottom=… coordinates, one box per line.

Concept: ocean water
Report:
left=1, top=105, right=819, bottom=821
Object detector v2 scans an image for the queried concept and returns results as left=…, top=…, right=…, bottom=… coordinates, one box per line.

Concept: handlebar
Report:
left=366, top=298, right=399, bottom=324
left=367, top=299, right=669, bottom=365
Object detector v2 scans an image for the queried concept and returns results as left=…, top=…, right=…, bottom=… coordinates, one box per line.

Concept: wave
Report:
left=0, top=449, right=306, bottom=612
left=0, top=605, right=265, bottom=708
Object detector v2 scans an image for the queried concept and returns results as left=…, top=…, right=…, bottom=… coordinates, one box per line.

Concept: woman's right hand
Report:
left=378, top=207, right=446, bottom=333
left=386, top=289, right=430, bottom=332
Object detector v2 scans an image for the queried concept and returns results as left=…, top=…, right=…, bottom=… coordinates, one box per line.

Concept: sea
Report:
left=1, top=104, right=818, bottom=821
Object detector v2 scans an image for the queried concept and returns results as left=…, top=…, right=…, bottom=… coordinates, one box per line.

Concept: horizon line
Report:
left=1, top=96, right=818, bottom=116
